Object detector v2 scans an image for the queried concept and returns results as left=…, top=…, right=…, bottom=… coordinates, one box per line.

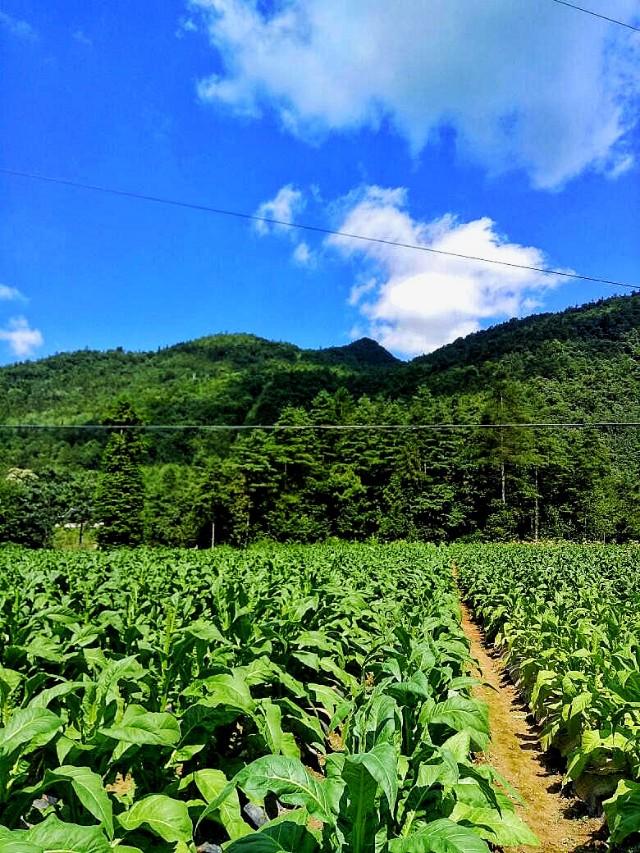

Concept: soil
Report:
left=459, top=601, right=606, bottom=853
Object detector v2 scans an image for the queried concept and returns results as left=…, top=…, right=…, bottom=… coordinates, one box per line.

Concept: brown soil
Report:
left=459, top=601, right=606, bottom=853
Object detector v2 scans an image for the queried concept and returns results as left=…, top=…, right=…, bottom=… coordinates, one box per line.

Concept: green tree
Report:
left=144, top=464, right=200, bottom=546
left=0, top=468, right=57, bottom=547
left=94, top=402, right=146, bottom=547
left=263, top=406, right=328, bottom=541
left=193, top=459, right=251, bottom=546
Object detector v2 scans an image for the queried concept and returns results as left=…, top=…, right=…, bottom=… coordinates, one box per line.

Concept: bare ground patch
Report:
left=460, top=602, right=606, bottom=853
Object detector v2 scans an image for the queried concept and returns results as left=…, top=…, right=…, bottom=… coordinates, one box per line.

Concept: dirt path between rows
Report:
left=459, top=601, right=605, bottom=853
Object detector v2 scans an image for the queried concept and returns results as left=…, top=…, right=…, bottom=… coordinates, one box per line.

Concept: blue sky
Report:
left=1, top=0, right=639, bottom=363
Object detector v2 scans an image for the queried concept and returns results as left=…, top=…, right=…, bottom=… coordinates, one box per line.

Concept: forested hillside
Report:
left=2, top=293, right=640, bottom=546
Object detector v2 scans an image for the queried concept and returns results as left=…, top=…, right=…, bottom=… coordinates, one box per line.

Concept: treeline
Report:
left=3, top=293, right=640, bottom=548
left=138, top=384, right=640, bottom=545
left=2, top=380, right=638, bottom=548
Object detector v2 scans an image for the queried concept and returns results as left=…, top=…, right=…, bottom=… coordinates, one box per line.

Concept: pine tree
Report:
left=95, top=402, right=146, bottom=547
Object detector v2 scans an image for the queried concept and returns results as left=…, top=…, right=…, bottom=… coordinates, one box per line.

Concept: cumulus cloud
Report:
left=72, top=29, right=93, bottom=46
left=348, top=278, right=376, bottom=307
left=0, top=10, right=37, bottom=40
left=176, top=16, right=198, bottom=37
left=327, top=186, right=562, bottom=356
left=0, top=285, right=25, bottom=302
left=0, top=317, right=44, bottom=358
left=254, top=184, right=305, bottom=235
left=292, top=241, right=315, bottom=266
left=254, top=184, right=317, bottom=265
left=190, top=0, right=640, bottom=188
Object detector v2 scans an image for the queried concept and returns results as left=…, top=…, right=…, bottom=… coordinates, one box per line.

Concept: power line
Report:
left=1, top=167, right=638, bottom=292
left=1, top=422, right=640, bottom=431
left=549, top=0, right=640, bottom=32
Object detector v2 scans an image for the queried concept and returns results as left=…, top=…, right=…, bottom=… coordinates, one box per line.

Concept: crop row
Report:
left=0, top=543, right=535, bottom=852
left=454, top=542, right=640, bottom=847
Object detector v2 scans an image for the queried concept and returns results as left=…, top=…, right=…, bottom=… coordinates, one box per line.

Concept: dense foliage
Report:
left=454, top=542, right=640, bottom=846
left=0, top=543, right=536, bottom=851
left=94, top=403, right=147, bottom=548
left=3, top=294, right=640, bottom=546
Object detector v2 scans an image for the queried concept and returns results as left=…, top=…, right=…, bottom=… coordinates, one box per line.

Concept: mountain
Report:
left=415, top=293, right=640, bottom=372
left=0, top=333, right=397, bottom=428
left=2, top=292, right=640, bottom=547
left=4, top=293, right=638, bottom=428
left=311, top=337, right=401, bottom=368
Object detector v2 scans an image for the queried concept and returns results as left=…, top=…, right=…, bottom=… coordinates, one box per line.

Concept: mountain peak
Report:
left=311, top=337, right=399, bottom=367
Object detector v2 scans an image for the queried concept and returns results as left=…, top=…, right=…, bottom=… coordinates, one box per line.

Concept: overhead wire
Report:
left=0, top=168, right=638, bottom=292
left=1, top=422, right=640, bottom=431
left=549, top=0, right=640, bottom=32
left=1, top=12, right=638, bottom=451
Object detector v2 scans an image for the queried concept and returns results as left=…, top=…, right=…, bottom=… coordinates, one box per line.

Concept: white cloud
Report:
left=348, top=277, right=376, bottom=307
left=254, top=184, right=305, bottom=235
left=0, top=10, right=37, bottom=40
left=0, top=285, right=24, bottom=302
left=254, top=184, right=317, bottom=265
left=327, top=186, right=562, bottom=357
left=72, top=29, right=93, bottom=46
left=191, top=0, right=640, bottom=188
left=292, top=241, right=314, bottom=266
left=176, top=16, right=198, bottom=37
left=0, top=317, right=44, bottom=358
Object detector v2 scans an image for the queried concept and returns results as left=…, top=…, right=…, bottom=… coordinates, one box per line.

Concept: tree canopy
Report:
left=2, top=293, right=640, bottom=546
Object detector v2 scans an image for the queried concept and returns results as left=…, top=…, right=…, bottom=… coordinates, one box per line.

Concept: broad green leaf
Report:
left=226, top=816, right=319, bottom=853
left=390, top=818, right=490, bottom=853
left=562, top=691, right=592, bottom=723
left=291, top=651, right=320, bottom=672
left=307, top=683, right=342, bottom=716
left=298, top=631, right=340, bottom=654
left=603, top=779, right=640, bottom=845
left=449, top=803, right=539, bottom=847
left=105, top=848, right=142, bottom=852
left=0, top=825, right=41, bottom=853
left=49, top=766, right=113, bottom=838
left=275, top=698, right=325, bottom=745
left=387, top=672, right=432, bottom=703
left=238, top=657, right=278, bottom=687
left=23, top=637, right=65, bottom=665
left=0, top=667, right=22, bottom=697
left=0, top=841, right=42, bottom=853
left=351, top=695, right=401, bottom=751
left=201, top=756, right=335, bottom=826
left=345, top=743, right=398, bottom=812
left=421, top=697, right=489, bottom=751
left=256, top=701, right=300, bottom=759
left=117, top=794, right=192, bottom=843
left=23, top=814, right=111, bottom=853
left=193, top=769, right=250, bottom=840
left=0, top=708, right=62, bottom=757
left=168, top=743, right=205, bottom=765
left=99, top=704, right=180, bottom=746
left=28, top=682, right=83, bottom=710
left=416, top=751, right=459, bottom=790
left=183, top=619, right=227, bottom=644
left=319, top=658, right=358, bottom=691
left=342, top=747, right=394, bottom=853
left=224, top=832, right=302, bottom=852
left=440, top=731, right=471, bottom=764
left=236, top=756, right=335, bottom=822
left=185, top=672, right=255, bottom=713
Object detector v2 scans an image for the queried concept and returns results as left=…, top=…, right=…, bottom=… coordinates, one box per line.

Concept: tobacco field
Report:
left=0, top=543, right=535, bottom=853
left=455, top=543, right=640, bottom=847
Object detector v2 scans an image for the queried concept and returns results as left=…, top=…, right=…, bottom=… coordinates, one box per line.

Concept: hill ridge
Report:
left=3, top=291, right=640, bottom=545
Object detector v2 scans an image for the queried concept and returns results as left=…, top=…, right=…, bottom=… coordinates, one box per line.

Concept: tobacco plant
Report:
left=0, top=543, right=535, bottom=852
left=454, top=542, right=640, bottom=847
